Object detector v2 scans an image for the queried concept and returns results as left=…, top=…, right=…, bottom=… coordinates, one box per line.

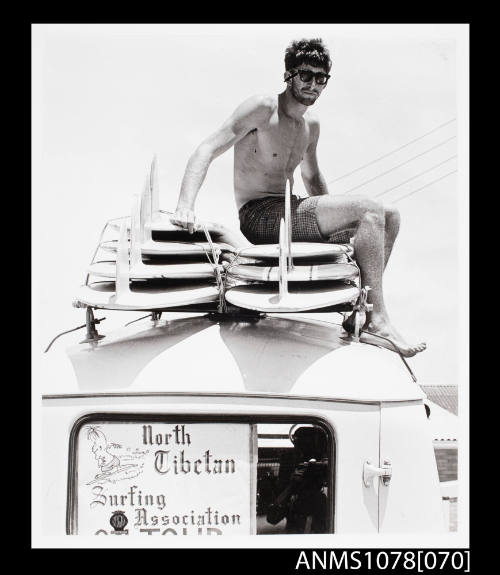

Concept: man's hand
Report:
left=172, top=207, right=197, bottom=234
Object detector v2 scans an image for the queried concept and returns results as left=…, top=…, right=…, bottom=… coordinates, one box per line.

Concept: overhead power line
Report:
left=327, top=118, right=456, bottom=185
left=341, top=136, right=457, bottom=195
left=391, top=171, right=457, bottom=204
left=375, top=155, right=457, bottom=199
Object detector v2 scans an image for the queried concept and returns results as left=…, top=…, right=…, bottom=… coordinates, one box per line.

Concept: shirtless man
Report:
left=173, top=38, right=426, bottom=357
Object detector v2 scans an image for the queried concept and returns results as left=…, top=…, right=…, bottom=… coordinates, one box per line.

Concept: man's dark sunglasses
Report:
left=286, top=69, right=331, bottom=85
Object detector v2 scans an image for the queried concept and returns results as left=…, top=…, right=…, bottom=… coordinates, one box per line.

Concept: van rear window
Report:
left=68, top=415, right=334, bottom=536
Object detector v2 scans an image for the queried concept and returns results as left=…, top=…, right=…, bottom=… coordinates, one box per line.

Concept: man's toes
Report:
left=412, top=343, right=426, bottom=354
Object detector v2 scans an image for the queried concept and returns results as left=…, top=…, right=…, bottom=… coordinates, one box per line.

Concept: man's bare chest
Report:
left=255, top=116, right=310, bottom=166
left=237, top=115, right=311, bottom=172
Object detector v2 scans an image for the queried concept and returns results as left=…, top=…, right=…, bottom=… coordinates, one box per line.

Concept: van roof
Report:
left=40, top=313, right=425, bottom=403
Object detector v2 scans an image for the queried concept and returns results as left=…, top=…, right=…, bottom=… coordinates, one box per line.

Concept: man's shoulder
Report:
left=236, top=94, right=277, bottom=117
left=232, top=94, right=277, bottom=129
left=304, top=110, right=321, bottom=139
left=304, top=110, right=321, bottom=128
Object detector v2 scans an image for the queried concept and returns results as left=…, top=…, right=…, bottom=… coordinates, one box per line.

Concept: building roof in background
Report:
left=425, top=400, right=458, bottom=443
left=421, top=385, right=458, bottom=415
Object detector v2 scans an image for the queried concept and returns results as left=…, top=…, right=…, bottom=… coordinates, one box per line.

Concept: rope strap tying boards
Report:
left=201, top=222, right=226, bottom=314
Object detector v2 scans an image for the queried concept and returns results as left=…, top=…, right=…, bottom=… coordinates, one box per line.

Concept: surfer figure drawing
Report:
left=88, top=426, right=120, bottom=473
left=172, top=38, right=426, bottom=357
left=86, top=426, right=146, bottom=485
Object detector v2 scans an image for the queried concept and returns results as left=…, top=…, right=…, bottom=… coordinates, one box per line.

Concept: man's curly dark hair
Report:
left=284, top=38, right=332, bottom=73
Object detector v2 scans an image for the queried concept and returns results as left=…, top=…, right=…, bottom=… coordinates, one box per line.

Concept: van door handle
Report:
left=363, top=459, right=392, bottom=487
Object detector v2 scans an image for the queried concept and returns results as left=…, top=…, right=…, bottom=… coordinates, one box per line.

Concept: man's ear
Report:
left=284, top=69, right=294, bottom=83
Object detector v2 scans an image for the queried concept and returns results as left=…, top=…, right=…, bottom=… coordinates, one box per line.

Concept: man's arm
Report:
left=300, top=119, right=329, bottom=197
left=173, top=95, right=275, bottom=232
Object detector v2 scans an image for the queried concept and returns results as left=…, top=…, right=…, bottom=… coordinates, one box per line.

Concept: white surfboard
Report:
left=226, top=262, right=359, bottom=282
left=99, top=162, right=234, bottom=258
left=106, top=157, right=235, bottom=248
left=107, top=212, right=225, bottom=239
left=225, top=211, right=360, bottom=312
left=116, top=179, right=233, bottom=255
left=75, top=281, right=220, bottom=310
left=88, top=260, right=218, bottom=280
left=225, top=283, right=360, bottom=312
left=237, top=242, right=353, bottom=260
left=99, top=239, right=234, bottom=256
left=76, top=220, right=220, bottom=311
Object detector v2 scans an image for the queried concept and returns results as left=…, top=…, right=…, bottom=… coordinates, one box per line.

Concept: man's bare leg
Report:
left=383, top=204, right=400, bottom=269
left=315, top=195, right=426, bottom=357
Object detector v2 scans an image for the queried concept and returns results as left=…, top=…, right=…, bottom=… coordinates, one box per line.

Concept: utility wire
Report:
left=327, top=118, right=456, bottom=185
left=374, top=155, right=457, bottom=199
left=341, top=136, right=456, bottom=195
left=44, top=323, right=88, bottom=352
left=44, top=317, right=106, bottom=352
left=391, top=171, right=457, bottom=204
left=125, top=314, right=153, bottom=326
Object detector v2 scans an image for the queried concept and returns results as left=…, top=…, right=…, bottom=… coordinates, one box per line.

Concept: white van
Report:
left=39, top=311, right=448, bottom=537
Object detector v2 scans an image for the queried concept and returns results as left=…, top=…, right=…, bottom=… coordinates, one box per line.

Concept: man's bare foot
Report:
left=169, top=216, right=253, bottom=251
left=204, top=222, right=253, bottom=251
left=342, top=313, right=426, bottom=357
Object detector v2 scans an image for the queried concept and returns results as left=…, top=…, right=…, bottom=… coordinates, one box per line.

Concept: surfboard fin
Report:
left=284, top=179, right=294, bottom=271
left=141, top=176, right=153, bottom=243
left=115, top=220, right=132, bottom=299
left=150, top=154, right=160, bottom=219
left=130, top=193, right=143, bottom=269
left=278, top=218, right=289, bottom=301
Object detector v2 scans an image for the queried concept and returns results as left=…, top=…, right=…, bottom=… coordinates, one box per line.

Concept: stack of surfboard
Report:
left=223, top=181, right=360, bottom=313
left=74, top=157, right=232, bottom=312
left=74, top=156, right=361, bottom=314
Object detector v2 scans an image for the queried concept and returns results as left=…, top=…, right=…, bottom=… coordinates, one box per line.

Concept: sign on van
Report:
left=77, top=422, right=255, bottom=536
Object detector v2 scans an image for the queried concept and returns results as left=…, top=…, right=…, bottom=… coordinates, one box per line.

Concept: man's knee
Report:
left=319, top=195, right=383, bottom=219
left=315, top=195, right=385, bottom=235
left=357, top=198, right=385, bottom=227
left=384, top=205, right=401, bottom=234
left=360, top=210, right=385, bottom=230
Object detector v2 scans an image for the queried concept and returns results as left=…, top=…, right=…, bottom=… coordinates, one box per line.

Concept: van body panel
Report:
left=37, top=313, right=443, bottom=537
left=40, top=314, right=424, bottom=403
left=378, top=402, right=445, bottom=533
left=41, top=395, right=388, bottom=535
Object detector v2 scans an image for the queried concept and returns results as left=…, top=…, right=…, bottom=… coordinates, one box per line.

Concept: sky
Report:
left=32, top=24, right=469, bottom=390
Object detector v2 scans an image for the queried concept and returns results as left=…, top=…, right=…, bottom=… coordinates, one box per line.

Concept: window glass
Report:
left=257, top=423, right=331, bottom=534
left=69, top=417, right=333, bottom=536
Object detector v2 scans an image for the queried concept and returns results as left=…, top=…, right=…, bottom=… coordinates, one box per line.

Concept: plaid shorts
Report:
left=239, top=195, right=354, bottom=245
